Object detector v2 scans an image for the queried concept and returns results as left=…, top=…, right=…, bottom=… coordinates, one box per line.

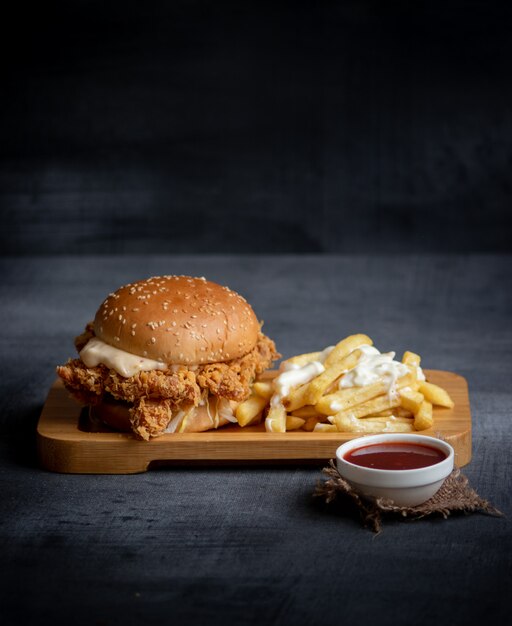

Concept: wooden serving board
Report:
left=37, top=370, right=471, bottom=473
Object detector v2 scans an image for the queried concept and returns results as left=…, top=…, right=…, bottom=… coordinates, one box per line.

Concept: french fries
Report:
left=304, top=350, right=361, bottom=405
left=399, top=388, right=424, bottom=414
left=315, top=372, right=415, bottom=415
left=333, top=414, right=414, bottom=434
left=252, top=381, right=274, bottom=400
left=244, top=334, right=454, bottom=436
left=265, top=404, right=287, bottom=433
left=282, top=383, right=311, bottom=412
left=330, top=393, right=401, bottom=426
left=286, top=416, right=306, bottom=431
left=282, top=350, right=325, bottom=368
left=236, top=394, right=268, bottom=427
left=419, top=381, right=454, bottom=408
left=414, top=401, right=434, bottom=431
left=402, top=351, right=421, bottom=367
left=323, top=334, right=373, bottom=368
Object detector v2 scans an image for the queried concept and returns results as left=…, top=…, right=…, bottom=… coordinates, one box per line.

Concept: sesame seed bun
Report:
left=93, top=275, right=260, bottom=365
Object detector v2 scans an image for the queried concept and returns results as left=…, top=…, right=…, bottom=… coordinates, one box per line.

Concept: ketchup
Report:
left=344, top=442, right=446, bottom=470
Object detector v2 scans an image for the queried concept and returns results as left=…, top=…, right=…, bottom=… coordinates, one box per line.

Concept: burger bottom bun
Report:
left=90, top=399, right=236, bottom=435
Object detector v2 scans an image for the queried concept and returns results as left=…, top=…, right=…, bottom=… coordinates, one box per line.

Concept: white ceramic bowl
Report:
left=336, top=434, right=454, bottom=507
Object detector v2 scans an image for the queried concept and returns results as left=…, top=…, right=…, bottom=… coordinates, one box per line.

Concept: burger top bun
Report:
left=93, top=275, right=260, bottom=365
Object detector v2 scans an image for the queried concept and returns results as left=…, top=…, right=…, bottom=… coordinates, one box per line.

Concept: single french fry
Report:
left=290, top=405, right=321, bottom=418
left=402, top=351, right=421, bottom=368
left=414, top=401, right=433, bottom=431
left=419, top=381, right=454, bottom=408
left=315, top=372, right=415, bottom=415
left=333, top=414, right=413, bottom=433
left=282, top=382, right=311, bottom=412
left=302, top=416, right=321, bottom=431
left=281, top=351, right=324, bottom=368
left=331, top=393, right=401, bottom=425
left=265, top=404, right=287, bottom=433
left=323, top=334, right=372, bottom=368
left=286, top=416, right=306, bottom=431
left=333, top=414, right=385, bottom=433
left=384, top=420, right=414, bottom=433
left=400, top=388, right=424, bottom=414
left=304, top=350, right=361, bottom=406
left=252, top=381, right=274, bottom=400
left=405, top=364, right=421, bottom=390
left=236, top=394, right=269, bottom=427
left=313, top=423, right=337, bottom=432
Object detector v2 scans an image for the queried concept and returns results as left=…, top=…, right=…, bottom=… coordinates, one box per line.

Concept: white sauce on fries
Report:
left=272, top=361, right=325, bottom=406
left=80, top=337, right=168, bottom=378
left=339, top=345, right=410, bottom=396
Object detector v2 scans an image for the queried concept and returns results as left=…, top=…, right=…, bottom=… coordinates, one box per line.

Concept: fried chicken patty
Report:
left=57, top=326, right=279, bottom=439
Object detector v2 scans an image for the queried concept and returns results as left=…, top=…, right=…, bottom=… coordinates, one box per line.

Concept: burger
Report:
left=57, top=275, right=279, bottom=439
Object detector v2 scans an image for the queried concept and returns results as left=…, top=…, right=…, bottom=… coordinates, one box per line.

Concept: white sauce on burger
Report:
left=80, top=337, right=168, bottom=378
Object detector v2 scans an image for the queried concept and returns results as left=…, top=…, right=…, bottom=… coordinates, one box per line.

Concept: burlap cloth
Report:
left=314, top=460, right=502, bottom=533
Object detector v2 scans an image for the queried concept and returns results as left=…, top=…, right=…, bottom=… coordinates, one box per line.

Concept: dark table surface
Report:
left=1, top=254, right=511, bottom=626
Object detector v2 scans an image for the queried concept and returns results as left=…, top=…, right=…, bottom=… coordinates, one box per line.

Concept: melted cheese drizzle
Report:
left=80, top=337, right=168, bottom=378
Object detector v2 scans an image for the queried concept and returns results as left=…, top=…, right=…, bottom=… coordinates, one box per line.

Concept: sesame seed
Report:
left=151, top=337, right=156, bottom=344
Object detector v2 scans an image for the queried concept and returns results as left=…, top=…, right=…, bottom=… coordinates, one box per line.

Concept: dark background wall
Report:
left=2, top=0, right=512, bottom=255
